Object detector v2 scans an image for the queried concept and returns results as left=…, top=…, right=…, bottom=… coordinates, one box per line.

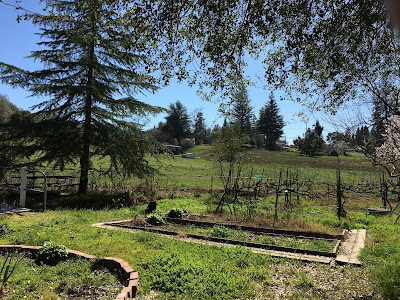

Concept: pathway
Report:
left=336, top=229, right=366, bottom=265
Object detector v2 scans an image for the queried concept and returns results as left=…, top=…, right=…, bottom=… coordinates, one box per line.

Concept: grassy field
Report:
left=13, top=145, right=381, bottom=192
left=92, top=146, right=379, bottom=191
left=0, top=193, right=398, bottom=299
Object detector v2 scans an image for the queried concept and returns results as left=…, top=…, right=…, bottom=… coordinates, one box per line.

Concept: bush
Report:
left=166, top=208, right=187, bottom=219
left=36, top=242, right=68, bottom=265
left=146, top=213, right=165, bottom=226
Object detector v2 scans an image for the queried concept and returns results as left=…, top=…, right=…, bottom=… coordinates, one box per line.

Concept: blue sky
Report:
left=0, top=1, right=358, bottom=143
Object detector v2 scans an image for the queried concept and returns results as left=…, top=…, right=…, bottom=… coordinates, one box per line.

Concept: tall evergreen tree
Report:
left=162, top=101, right=191, bottom=145
left=230, top=86, right=254, bottom=136
left=0, top=0, right=162, bottom=193
left=256, top=94, right=284, bottom=150
left=193, top=111, right=207, bottom=145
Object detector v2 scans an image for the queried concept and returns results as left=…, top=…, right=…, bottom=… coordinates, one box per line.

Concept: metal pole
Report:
left=19, top=167, right=27, bottom=207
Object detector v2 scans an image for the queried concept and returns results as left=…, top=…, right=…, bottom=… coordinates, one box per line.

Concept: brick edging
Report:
left=0, top=245, right=138, bottom=300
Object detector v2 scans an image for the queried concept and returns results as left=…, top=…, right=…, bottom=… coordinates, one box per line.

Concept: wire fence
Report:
left=1, top=166, right=399, bottom=215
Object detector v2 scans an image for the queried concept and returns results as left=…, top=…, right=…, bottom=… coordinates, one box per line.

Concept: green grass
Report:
left=144, top=146, right=382, bottom=189
left=0, top=192, right=396, bottom=299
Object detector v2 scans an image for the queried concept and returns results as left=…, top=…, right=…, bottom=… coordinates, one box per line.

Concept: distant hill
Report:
left=0, top=94, right=21, bottom=124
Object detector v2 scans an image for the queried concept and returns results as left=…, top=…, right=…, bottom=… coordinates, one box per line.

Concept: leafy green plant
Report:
left=226, top=246, right=252, bottom=268
left=0, top=251, right=23, bottom=294
left=295, top=272, right=314, bottom=288
left=210, top=225, right=230, bottom=238
left=139, top=251, right=253, bottom=299
left=36, top=242, right=68, bottom=266
left=146, top=213, right=165, bottom=226
left=166, top=208, right=187, bottom=219
left=0, top=224, right=10, bottom=236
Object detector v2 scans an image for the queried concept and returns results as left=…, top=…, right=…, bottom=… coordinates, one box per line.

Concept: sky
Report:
left=0, top=1, right=363, bottom=144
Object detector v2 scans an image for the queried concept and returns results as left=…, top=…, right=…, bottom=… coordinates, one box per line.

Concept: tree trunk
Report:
left=78, top=8, right=96, bottom=194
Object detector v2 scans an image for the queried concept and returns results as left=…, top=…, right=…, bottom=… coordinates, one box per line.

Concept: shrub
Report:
left=146, top=213, right=165, bottom=226
left=36, top=242, right=68, bottom=265
left=166, top=208, right=187, bottom=219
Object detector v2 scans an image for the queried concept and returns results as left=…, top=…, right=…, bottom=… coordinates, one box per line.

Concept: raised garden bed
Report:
left=0, top=245, right=138, bottom=300
left=107, top=217, right=344, bottom=258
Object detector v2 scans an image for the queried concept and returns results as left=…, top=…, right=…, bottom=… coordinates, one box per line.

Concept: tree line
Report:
left=148, top=87, right=285, bottom=150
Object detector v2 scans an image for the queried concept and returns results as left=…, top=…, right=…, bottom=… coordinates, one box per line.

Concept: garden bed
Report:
left=1, top=255, right=122, bottom=299
left=110, top=217, right=342, bottom=257
left=0, top=245, right=138, bottom=300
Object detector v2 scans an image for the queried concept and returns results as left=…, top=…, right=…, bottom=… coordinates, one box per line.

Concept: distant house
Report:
left=162, top=143, right=182, bottom=155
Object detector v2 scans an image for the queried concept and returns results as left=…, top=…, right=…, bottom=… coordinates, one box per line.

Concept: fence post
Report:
left=19, top=167, right=27, bottom=207
left=43, top=183, right=47, bottom=211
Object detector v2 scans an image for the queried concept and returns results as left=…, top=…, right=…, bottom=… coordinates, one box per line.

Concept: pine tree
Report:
left=194, top=111, right=207, bottom=145
left=0, top=0, right=162, bottom=193
left=230, top=86, right=255, bottom=137
left=162, top=101, right=191, bottom=145
left=256, top=94, right=285, bottom=150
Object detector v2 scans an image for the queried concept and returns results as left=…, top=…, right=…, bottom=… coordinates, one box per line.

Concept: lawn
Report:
left=0, top=193, right=398, bottom=299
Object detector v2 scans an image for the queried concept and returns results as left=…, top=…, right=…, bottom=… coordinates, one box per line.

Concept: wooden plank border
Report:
left=108, top=222, right=338, bottom=258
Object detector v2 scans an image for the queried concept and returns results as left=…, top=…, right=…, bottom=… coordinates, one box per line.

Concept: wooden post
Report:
left=19, top=167, right=27, bottom=207
left=336, top=159, right=345, bottom=220
left=275, top=170, right=282, bottom=221
left=382, top=173, right=387, bottom=209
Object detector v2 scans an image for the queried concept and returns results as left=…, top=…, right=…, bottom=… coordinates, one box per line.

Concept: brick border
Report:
left=0, top=245, right=138, bottom=300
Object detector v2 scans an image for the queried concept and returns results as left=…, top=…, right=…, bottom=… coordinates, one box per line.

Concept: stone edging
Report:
left=0, top=245, right=138, bottom=300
